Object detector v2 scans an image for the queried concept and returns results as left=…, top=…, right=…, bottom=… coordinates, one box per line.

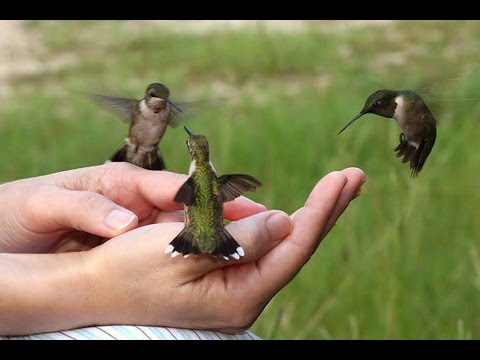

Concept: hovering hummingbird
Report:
left=338, top=89, right=437, bottom=177
left=88, top=83, right=185, bottom=170
left=165, top=126, right=262, bottom=260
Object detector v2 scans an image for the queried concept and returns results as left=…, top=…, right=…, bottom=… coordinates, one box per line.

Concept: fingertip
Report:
left=220, top=210, right=292, bottom=264
left=341, top=167, right=367, bottom=183
left=306, top=171, right=348, bottom=207
left=327, top=170, right=349, bottom=185
left=341, top=167, right=367, bottom=198
left=223, top=196, right=267, bottom=221
left=266, top=210, right=293, bottom=243
left=103, top=208, right=138, bottom=235
left=236, top=196, right=267, bottom=211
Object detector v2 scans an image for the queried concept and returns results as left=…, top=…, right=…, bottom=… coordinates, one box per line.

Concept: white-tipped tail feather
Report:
left=165, top=244, right=174, bottom=254
left=165, top=245, right=245, bottom=261
left=236, top=247, right=245, bottom=257
left=166, top=227, right=246, bottom=261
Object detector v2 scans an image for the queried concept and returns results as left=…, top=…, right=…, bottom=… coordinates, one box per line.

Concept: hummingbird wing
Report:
left=410, top=132, right=436, bottom=177
left=416, top=64, right=480, bottom=102
left=173, top=177, right=195, bottom=206
left=168, top=98, right=232, bottom=128
left=88, top=94, right=138, bottom=123
left=218, top=174, right=262, bottom=203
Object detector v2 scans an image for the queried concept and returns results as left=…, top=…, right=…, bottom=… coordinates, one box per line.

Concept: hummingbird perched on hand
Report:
left=338, top=89, right=437, bottom=177
left=165, top=126, right=262, bottom=260
left=88, top=83, right=185, bottom=170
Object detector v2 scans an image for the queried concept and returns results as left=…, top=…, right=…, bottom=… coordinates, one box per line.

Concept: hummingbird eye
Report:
left=148, top=91, right=156, bottom=97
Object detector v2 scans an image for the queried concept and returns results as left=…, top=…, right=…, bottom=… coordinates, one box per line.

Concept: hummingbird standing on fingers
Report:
left=338, top=89, right=437, bottom=177
left=89, top=83, right=184, bottom=170
left=165, top=126, right=262, bottom=260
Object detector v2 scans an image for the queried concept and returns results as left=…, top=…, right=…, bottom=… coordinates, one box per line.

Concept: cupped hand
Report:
left=84, top=167, right=365, bottom=334
left=0, top=162, right=266, bottom=253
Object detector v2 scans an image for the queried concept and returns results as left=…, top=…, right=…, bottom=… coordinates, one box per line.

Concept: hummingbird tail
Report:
left=110, top=143, right=129, bottom=163
left=213, top=228, right=245, bottom=260
left=165, top=228, right=199, bottom=258
left=165, top=227, right=245, bottom=261
left=394, top=132, right=436, bottom=177
left=108, top=143, right=166, bottom=171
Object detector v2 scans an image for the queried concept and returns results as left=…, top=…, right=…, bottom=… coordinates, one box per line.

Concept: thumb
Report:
left=27, top=185, right=138, bottom=238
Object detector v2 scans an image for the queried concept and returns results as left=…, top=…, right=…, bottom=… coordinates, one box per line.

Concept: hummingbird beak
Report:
left=183, top=125, right=194, bottom=137
left=337, top=112, right=365, bottom=135
left=167, top=99, right=183, bottom=113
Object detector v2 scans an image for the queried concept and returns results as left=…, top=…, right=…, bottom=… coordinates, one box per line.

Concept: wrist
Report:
left=0, top=251, right=100, bottom=335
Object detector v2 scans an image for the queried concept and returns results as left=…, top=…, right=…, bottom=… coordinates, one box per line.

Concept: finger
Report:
left=255, top=171, right=348, bottom=294
left=53, top=163, right=266, bottom=220
left=137, top=170, right=266, bottom=219
left=154, top=210, right=185, bottom=224
left=166, top=210, right=293, bottom=275
left=320, top=167, right=366, bottom=239
left=223, top=196, right=267, bottom=221
left=50, top=164, right=187, bottom=213
left=150, top=197, right=266, bottom=224
left=27, top=185, right=138, bottom=238
left=137, top=169, right=266, bottom=217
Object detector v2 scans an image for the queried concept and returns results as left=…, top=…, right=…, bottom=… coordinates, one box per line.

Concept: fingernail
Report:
left=267, top=211, right=293, bottom=241
left=104, top=209, right=137, bottom=231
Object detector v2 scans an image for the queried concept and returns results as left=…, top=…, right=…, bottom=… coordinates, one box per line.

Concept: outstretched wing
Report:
left=218, top=174, right=262, bottom=203
left=173, top=177, right=195, bottom=206
left=416, top=64, right=480, bottom=109
left=88, top=93, right=138, bottom=123
left=168, top=98, right=233, bottom=128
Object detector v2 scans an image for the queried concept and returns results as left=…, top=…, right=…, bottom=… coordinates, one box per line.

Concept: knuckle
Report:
left=104, top=161, right=139, bottom=175
left=100, top=162, right=142, bottom=196
left=25, top=184, right=53, bottom=216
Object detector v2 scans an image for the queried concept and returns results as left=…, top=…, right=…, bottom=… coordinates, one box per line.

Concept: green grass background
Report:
left=1, top=20, right=480, bottom=339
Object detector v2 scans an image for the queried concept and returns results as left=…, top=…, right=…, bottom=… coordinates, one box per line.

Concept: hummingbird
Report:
left=165, top=126, right=262, bottom=260
left=88, top=83, right=185, bottom=170
left=338, top=89, right=437, bottom=177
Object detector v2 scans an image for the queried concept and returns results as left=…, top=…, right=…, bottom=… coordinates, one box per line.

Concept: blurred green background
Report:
left=1, top=20, right=479, bottom=339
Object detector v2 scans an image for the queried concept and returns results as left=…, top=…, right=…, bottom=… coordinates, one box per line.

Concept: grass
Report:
left=2, top=20, right=480, bottom=339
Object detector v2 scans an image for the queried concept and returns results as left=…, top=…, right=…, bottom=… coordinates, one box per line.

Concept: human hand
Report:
left=0, top=162, right=265, bottom=253
left=82, top=167, right=366, bottom=334
left=0, top=165, right=365, bottom=335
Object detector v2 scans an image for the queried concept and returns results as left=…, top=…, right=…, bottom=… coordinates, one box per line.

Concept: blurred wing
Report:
left=416, top=64, right=480, bottom=103
left=88, top=93, right=138, bottom=123
left=168, top=98, right=233, bottom=128
left=218, top=174, right=262, bottom=203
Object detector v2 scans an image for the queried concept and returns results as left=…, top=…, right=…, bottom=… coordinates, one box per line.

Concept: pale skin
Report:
left=0, top=162, right=365, bottom=336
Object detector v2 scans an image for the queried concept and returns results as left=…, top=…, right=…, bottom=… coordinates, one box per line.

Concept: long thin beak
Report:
left=168, top=99, right=183, bottom=113
left=337, top=112, right=365, bottom=135
left=183, top=125, right=194, bottom=136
